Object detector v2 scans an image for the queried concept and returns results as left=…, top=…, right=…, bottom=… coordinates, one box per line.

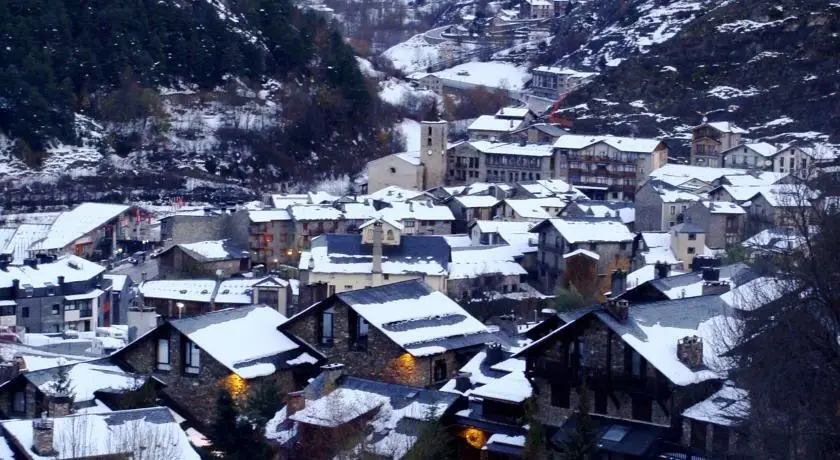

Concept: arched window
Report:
left=386, top=230, right=394, bottom=241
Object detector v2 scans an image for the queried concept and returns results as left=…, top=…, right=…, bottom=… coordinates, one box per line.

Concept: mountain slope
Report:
left=554, top=0, right=840, bottom=146
left=0, top=0, right=397, bottom=188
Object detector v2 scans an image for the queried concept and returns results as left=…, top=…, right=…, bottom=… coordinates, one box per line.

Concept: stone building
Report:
left=281, top=280, right=494, bottom=388
left=690, top=121, right=747, bottom=167
left=115, top=305, right=324, bottom=427
left=530, top=66, right=597, bottom=100
left=247, top=209, right=296, bottom=266
left=0, top=255, right=112, bottom=333
left=512, top=123, right=568, bottom=145
left=467, top=107, right=535, bottom=141
left=447, top=245, right=527, bottom=300
left=365, top=121, right=449, bottom=193
left=157, top=239, right=250, bottom=279
left=159, top=210, right=249, bottom=247
left=514, top=296, right=738, bottom=458
left=682, top=201, right=746, bottom=249
left=634, top=180, right=703, bottom=232
left=720, top=142, right=778, bottom=170
left=449, top=141, right=557, bottom=185
left=531, top=218, right=634, bottom=294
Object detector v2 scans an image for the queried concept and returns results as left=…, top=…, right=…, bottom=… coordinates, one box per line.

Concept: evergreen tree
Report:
left=48, top=361, right=76, bottom=413
left=210, top=389, right=271, bottom=460
left=402, top=404, right=454, bottom=460
left=558, top=382, right=598, bottom=460
left=523, top=399, right=546, bottom=459
left=245, top=379, right=285, bottom=430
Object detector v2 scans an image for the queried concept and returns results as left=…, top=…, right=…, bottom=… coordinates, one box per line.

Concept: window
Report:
left=619, top=242, right=627, bottom=251
left=404, top=219, right=415, bottom=228
left=589, top=243, right=597, bottom=250
left=550, top=382, right=570, bottom=408
left=626, top=347, right=646, bottom=379
left=668, top=221, right=676, bottom=227
left=687, top=247, right=696, bottom=254
left=321, top=308, right=335, bottom=345
left=184, top=340, right=200, bottom=374
left=353, top=315, right=369, bottom=351
left=688, top=233, right=697, bottom=240
left=386, top=230, right=394, bottom=241
left=51, top=304, right=60, bottom=315
left=156, top=338, right=171, bottom=370
left=12, top=392, right=25, bottom=413
left=383, top=274, right=390, bottom=280
left=669, top=205, right=676, bottom=216
left=433, top=359, right=448, bottom=382
left=344, top=285, right=353, bottom=290
left=389, top=167, right=396, bottom=174
left=21, top=307, right=29, bottom=318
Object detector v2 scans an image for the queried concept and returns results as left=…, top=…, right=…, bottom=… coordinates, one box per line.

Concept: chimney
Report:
left=32, top=413, right=56, bottom=456
left=519, top=138, right=527, bottom=147
left=24, top=258, right=37, bottom=269
left=0, top=254, right=9, bottom=271
left=610, top=269, right=627, bottom=297
left=57, top=276, right=65, bottom=286
left=702, top=280, right=730, bottom=296
left=285, top=391, right=306, bottom=415
left=319, top=363, right=344, bottom=394
left=654, top=262, right=670, bottom=279
left=605, top=299, right=629, bottom=322
left=485, top=342, right=504, bottom=365
left=677, top=336, right=704, bottom=368
left=372, top=222, right=383, bottom=275
left=702, top=267, right=720, bottom=282
left=408, top=202, right=414, bottom=212
left=454, top=371, right=472, bottom=393
left=11, top=280, right=19, bottom=300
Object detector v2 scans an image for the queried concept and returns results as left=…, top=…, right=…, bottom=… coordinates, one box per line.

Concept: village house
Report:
left=619, top=263, right=753, bottom=304
left=743, top=184, right=816, bottom=230
left=554, top=134, right=669, bottom=200
left=634, top=180, right=703, bottom=232
left=563, top=200, right=636, bottom=232
left=520, top=0, right=554, bottom=18
left=449, top=195, right=500, bottom=225
left=720, top=142, right=778, bottom=170
left=690, top=121, right=748, bottom=167
left=266, top=365, right=459, bottom=459
left=366, top=121, right=449, bottom=193
left=281, top=279, right=495, bottom=388
left=157, top=239, right=250, bottom=279
left=380, top=200, right=455, bottom=235
left=247, top=209, right=296, bottom=266
left=631, top=228, right=710, bottom=276
left=0, top=358, right=156, bottom=419
left=469, top=220, right=539, bottom=273
left=0, top=255, right=112, bottom=333
left=138, top=275, right=292, bottom=318
left=513, top=178, right=586, bottom=199
left=531, top=218, right=634, bottom=295
left=159, top=208, right=249, bottom=247
left=447, top=245, right=528, bottom=300
left=104, top=273, right=133, bottom=325
left=512, top=123, right=569, bottom=145
left=468, top=107, right=535, bottom=141
left=297, top=219, right=450, bottom=304
left=682, top=201, right=746, bottom=249
left=115, top=305, right=325, bottom=427
left=497, top=197, right=566, bottom=222
left=679, top=383, right=749, bottom=457
left=529, top=66, right=597, bottom=100
left=448, top=140, right=557, bottom=185
left=515, top=295, right=740, bottom=458
left=288, top=204, right=347, bottom=250
left=0, top=406, right=200, bottom=460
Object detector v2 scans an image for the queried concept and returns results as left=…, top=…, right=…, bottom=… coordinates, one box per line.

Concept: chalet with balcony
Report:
left=115, top=305, right=325, bottom=427
left=281, top=280, right=495, bottom=388
left=554, top=135, right=669, bottom=200
left=690, top=121, right=747, bottom=167
left=247, top=209, right=296, bottom=266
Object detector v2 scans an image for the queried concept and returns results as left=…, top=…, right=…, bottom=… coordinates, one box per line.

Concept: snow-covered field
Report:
left=429, top=61, right=531, bottom=92
left=382, top=34, right=480, bottom=74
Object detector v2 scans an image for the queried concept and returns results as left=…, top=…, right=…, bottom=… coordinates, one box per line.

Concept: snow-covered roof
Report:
left=702, top=201, right=746, bottom=214
left=381, top=201, right=455, bottom=221
left=699, top=121, right=748, bottom=134
left=719, top=276, right=791, bottom=311
left=718, top=185, right=766, bottom=201
left=339, top=202, right=378, bottom=222
left=470, top=370, right=532, bottom=403
left=468, top=115, right=525, bottom=134
left=554, top=134, right=663, bottom=153
left=644, top=263, right=753, bottom=300
left=627, top=264, right=685, bottom=290
left=394, top=151, right=421, bottom=166
left=720, top=171, right=788, bottom=187
left=454, top=195, right=501, bottom=208
left=300, top=234, right=450, bottom=277
left=365, top=185, right=426, bottom=203
left=448, top=246, right=527, bottom=280
left=535, top=179, right=587, bottom=198
left=472, top=220, right=533, bottom=234
left=213, top=276, right=286, bottom=305
left=563, top=248, right=600, bottom=260
left=537, top=218, right=634, bottom=244
left=0, top=407, right=200, bottom=460
left=571, top=201, right=636, bottom=223
left=138, top=279, right=217, bottom=303
left=0, top=255, right=105, bottom=290
left=33, top=203, right=131, bottom=251
left=288, top=205, right=344, bottom=221
left=308, top=191, right=340, bottom=205
left=595, top=296, right=737, bottom=386
left=441, top=234, right=473, bottom=248
left=649, top=164, right=747, bottom=186
left=495, top=107, right=532, bottom=119
left=532, top=66, right=598, bottom=78
left=682, top=384, right=749, bottom=426
left=754, top=184, right=816, bottom=207
left=64, top=289, right=105, bottom=301
left=0, top=211, right=62, bottom=226
left=269, top=194, right=310, bottom=209
left=741, top=227, right=804, bottom=251
left=333, top=280, right=494, bottom=356
left=469, top=140, right=554, bottom=157
left=175, top=239, right=249, bottom=262
left=658, top=186, right=703, bottom=203
left=360, top=216, right=404, bottom=232
left=431, top=61, right=531, bottom=92
left=168, top=305, right=318, bottom=379
left=504, top=198, right=566, bottom=219
left=0, top=223, right=52, bottom=263
left=721, top=142, right=778, bottom=158
left=103, top=274, right=129, bottom=292
left=24, top=359, right=146, bottom=403
left=249, top=209, right=292, bottom=223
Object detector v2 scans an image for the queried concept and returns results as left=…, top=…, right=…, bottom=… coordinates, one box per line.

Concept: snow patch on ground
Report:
left=707, top=86, right=763, bottom=99
left=717, top=16, right=798, bottom=34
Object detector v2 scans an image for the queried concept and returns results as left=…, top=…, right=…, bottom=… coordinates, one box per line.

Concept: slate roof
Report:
left=172, top=239, right=250, bottom=262
left=301, top=234, right=450, bottom=276
left=15, top=357, right=147, bottom=404
left=644, top=263, right=755, bottom=300
left=333, top=280, right=495, bottom=356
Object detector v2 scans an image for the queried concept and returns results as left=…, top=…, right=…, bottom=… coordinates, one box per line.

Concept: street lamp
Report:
left=176, top=302, right=185, bottom=319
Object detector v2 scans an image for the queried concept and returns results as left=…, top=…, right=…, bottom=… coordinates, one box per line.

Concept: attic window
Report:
left=200, top=289, right=209, bottom=294
left=602, top=425, right=630, bottom=442
left=179, top=290, right=187, bottom=294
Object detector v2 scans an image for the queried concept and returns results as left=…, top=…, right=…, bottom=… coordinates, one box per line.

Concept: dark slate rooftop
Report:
left=324, top=234, right=451, bottom=267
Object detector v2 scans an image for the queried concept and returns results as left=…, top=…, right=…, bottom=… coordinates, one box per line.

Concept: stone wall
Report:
left=634, top=182, right=665, bottom=232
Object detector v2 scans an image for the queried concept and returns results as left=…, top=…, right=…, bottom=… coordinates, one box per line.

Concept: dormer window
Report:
left=184, top=340, right=200, bottom=374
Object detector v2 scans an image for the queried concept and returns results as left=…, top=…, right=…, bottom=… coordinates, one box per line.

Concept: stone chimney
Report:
left=654, top=262, right=670, bottom=279
left=702, top=267, right=720, bottom=282
left=48, top=395, right=73, bottom=417
left=321, top=363, right=345, bottom=394
left=610, top=269, right=627, bottom=297
left=372, top=221, right=383, bottom=280
left=32, top=413, right=56, bottom=456
left=285, top=391, right=305, bottom=415
left=605, top=299, right=629, bottom=322
left=702, top=281, right=730, bottom=296
left=677, top=336, right=704, bottom=368
left=454, top=371, right=472, bottom=393
left=485, top=342, right=504, bottom=365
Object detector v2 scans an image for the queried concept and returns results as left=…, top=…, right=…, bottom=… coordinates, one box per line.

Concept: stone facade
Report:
left=117, top=324, right=296, bottom=427
left=690, top=124, right=743, bottom=167
left=283, top=300, right=464, bottom=387
left=447, top=273, right=522, bottom=300
left=683, top=202, right=745, bottom=249
left=249, top=218, right=297, bottom=266
left=367, top=155, right=424, bottom=194
left=159, top=213, right=249, bottom=247
left=158, top=246, right=247, bottom=279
